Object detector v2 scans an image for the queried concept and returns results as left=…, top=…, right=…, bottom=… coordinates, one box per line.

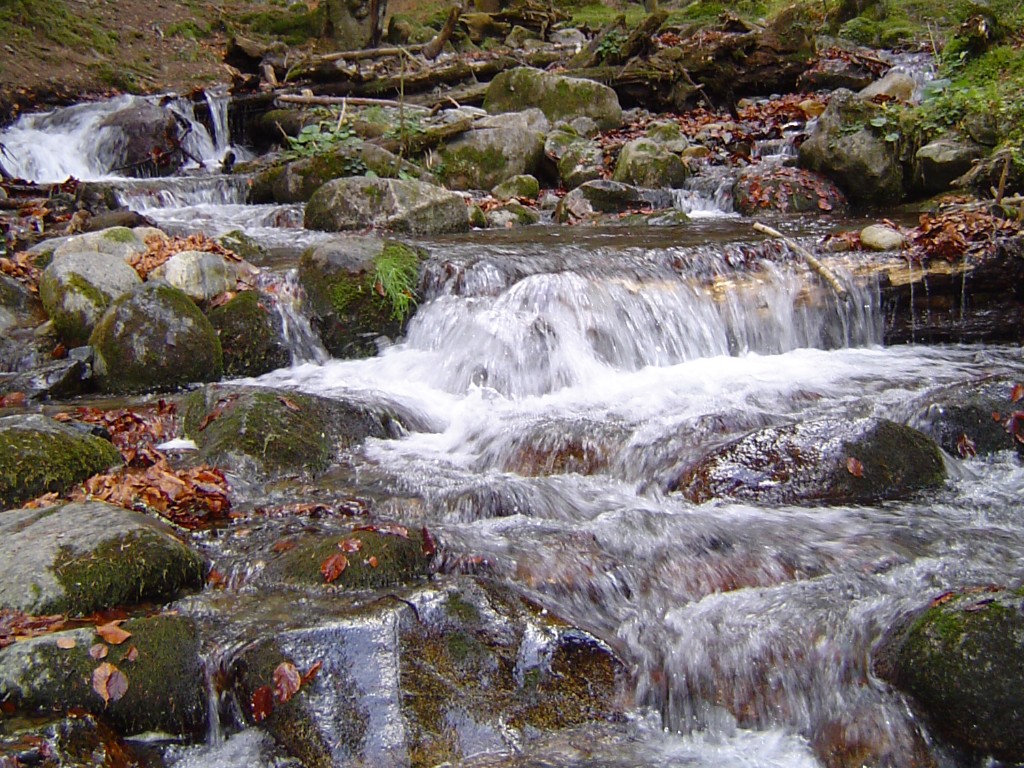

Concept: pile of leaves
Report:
left=130, top=232, right=245, bottom=280
left=0, top=609, right=65, bottom=649
left=0, top=249, right=40, bottom=291
left=55, top=401, right=176, bottom=467
left=906, top=210, right=1021, bottom=263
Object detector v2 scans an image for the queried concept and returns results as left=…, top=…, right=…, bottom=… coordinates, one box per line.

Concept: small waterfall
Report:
left=257, top=270, right=330, bottom=365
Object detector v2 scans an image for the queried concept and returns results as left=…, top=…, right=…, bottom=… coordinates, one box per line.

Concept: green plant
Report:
left=283, top=119, right=359, bottom=159
left=372, top=244, right=420, bottom=322
left=595, top=29, right=626, bottom=60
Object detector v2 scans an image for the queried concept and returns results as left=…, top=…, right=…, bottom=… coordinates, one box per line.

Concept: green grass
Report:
left=0, top=0, right=117, bottom=53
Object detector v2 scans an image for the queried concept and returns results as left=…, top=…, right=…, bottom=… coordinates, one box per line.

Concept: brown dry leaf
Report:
left=123, top=646, right=139, bottom=663
left=846, top=457, right=864, bottom=478
left=251, top=685, right=274, bottom=722
left=366, top=556, right=379, bottom=568
left=957, top=433, right=977, bottom=459
left=89, top=643, right=109, bottom=660
left=92, top=662, right=129, bottom=704
left=273, top=538, right=297, bottom=554
left=338, top=538, right=363, bottom=553
left=273, top=661, right=302, bottom=703
left=1012, top=383, right=1024, bottom=403
left=276, top=396, right=301, bottom=412
left=0, top=392, right=26, bottom=408
left=56, top=636, right=77, bottom=650
left=96, top=621, right=132, bottom=646
left=302, top=660, right=323, bottom=685
left=320, top=552, right=349, bottom=583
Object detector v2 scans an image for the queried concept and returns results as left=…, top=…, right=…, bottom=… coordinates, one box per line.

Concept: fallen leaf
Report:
left=92, top=662, right=128, bottom=704
left=0, top=392, right=26, bottom=408
left=273, top=661, right=302, bottom=703
left=846, top=456, right=864, bottom=477
left=123, top=646, right=139, bottom=663
left=1012, top=383, right=1024, bottom=403
left=930, top=591, right=955, bottom=607
left=96, top=621, right=131, bottom=645
left=89, top=643, right=109, bottom=660
left=56, top=636, right=77, bottom=650
left=355, top=523, right=408, bottom=538
left=957, top=433, right=977, bottom=458
left=251, top=685, right=274, bottom=722
left=273, top=538, right=298, bottom=553
left=320, top=552, right=349, bottom=583
left=421, top=527, right=437, bottom=557
left=366, top=556, right=379, bottom=568
left=338, top=538, right=362, bottom=553
left=302, top=660, right=323, bottom=685
left=276, top=396, right=301, bottom=412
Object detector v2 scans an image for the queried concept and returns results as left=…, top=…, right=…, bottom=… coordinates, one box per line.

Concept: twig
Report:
left=996, top=155, right=1010, bottom=204
left=753, top=221, right=850, bottom=302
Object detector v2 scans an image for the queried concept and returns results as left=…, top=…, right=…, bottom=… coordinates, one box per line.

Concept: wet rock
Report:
left=544, top=128, right=604, bottom=190
left=798, top=51, right=878, bottom=91
left=733, top=166, right=848, bottom=215
left=38, top=251, right=142, bottom=346
left=298, top=237, right=426, bottom=358
left=0, top=355, right=92, bottom=402
left=181, top=384, right=404, bottom=481
left=875, top=588, right=1024, bottom=762
left=89, top=281, right=223, bottom=395
left=97, top=98, right=185, bottom=177
left=859, top=70, right=916, bottom=102
left=860, top=223, right=905, bottom=251
left=0, top=272, right=43, bottom=325
left=0, top=500, right=204, bottom=614
left=799, top=89, right=903, bottom=205
left=208, top=290, right=290, bottom=377
left=906, top=377, right=1020, bottom=456
left=912, top=136, right=984, bottom=195
left=0, top=712, right=147, bottom=768
left=435, top=110, right=548, bottom=191
left=492, top=174, right=540, bottom=201
left=305, top=177, right=470, bottom=235
left=484, top=67, right=623, bottom=131
left=51, top=226, right=152, bottom=263
left=217, top=229, right=271, bottom=266
left=229, top=577, right=624, bottom=767
left=485, top=201, right=541, bottom=228
left=673, top=417, right=946, bottom=505
left=611, top=138, right=689, bottom=189
left=0, top=414, right=122, bottom=509
left=0, top=614, right=207, bottom=737
left=149, top=249, right=256, bottom=304
left=555, top=180, right=674, bottom=224
left=954, top=146, right=1024, bottom=197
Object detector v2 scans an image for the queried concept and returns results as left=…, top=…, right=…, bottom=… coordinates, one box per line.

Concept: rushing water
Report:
left=4, top=94, right=1024, bottom=768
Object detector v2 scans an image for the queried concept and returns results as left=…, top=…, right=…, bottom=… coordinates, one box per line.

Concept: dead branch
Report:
left=274, top=94, right=431, bottom=110
left=422, top=6, right=461, bottom=60
left=753, top=221, right=850, bottom=302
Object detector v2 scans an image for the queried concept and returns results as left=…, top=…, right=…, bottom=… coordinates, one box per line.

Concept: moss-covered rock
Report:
left=435, top=110, right=548, bottom=191
left=216, top=229, right=271, bottom=266
left=0, top=712, right=147, bottom=768
left=733, top=165, right=848, bottom=215
left=38, top=251, right=143, bottom=347
left=673, top=417, right=946, bottom=505
left=874, top=589, right=1024, bottom=762
left=51, top=226, right=151, bottom=263
left=0, top=614, right=207, bottom=738
left=484, top=67, right=623, bottom=131
left=611, top=138, right=689, bottom=189
left=0, top=415, right=122, bottom=509
left=0, top=500, right=205, bottom=615
left=89, top=281, right=223, bottom=395
left=554, top=180, right=674, bottom=224
left=207, top=289, right=290, bottom=377
left=544, top=128, right=604, bottom=190
left=181, top=384, right=400, bottom=480
left=491, top=174, right=540, bottom=201
left=484, top=201, right=541, bottom=228
left=304, top=177, right=470, bottom=235
left=299, top=236, right=426, bottom=358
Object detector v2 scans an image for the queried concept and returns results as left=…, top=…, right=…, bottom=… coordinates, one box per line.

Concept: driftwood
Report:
left=753, top=222, right=850, bottom=302
left=422, top=6, right=460, bottom=60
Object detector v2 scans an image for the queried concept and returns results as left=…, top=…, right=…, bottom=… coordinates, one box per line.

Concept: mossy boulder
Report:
left=89, top=281, right=223, bottom=395
left=554, top=180, right=674, bottom=224
left=149, top=249, right=256, bottom=304
left=51, top=226, right=152, bottom=263
left=907, top=377, right=1021, bottom=457
left=874, top=589, right=1024, bottom=762
left=216, top=229, right=271, bottom=266
left=484, top=67, right=623, bottom=131
left=673, top=417, right=946, bottom=505
left=0, top=415, right=122, bottom=509
left=435, top=110, right=548, bottom=191
left=798, top=88, right=904, bottom=206
left=299, top=236, right=426, bottom=358
left=733, top=165, right=848, bottom=215
left=491, top=174, right=540, bottom=201
left=484, top=201, right=541, bottom=228
left=0, top=614, right=207, bottom=737
left=181, top=384, right=401, bottom=480
left=544, top=129, right=604, bottom=190
left=611, top=138, right=689, bottom=189
left=38, top=251, right=142, bottom=346
left=0, top=500, right=205, bottom=615
left=305, top=177, right=470, bottom=235
left=207, top=290, right=290, bottom=377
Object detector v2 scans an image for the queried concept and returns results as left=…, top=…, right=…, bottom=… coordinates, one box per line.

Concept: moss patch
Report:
left=208, top=290, right=290, bottom=378
left=436, top=144, right=508, bottom=190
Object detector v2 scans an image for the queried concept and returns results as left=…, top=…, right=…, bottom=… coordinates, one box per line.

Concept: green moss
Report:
left=275, top=528, right=431, bottom=589
left=373, top=242, right=420, bottom=322
left=239, top=3, right=324, bottom=45
left=53, top=530, right=205, bottom=615
left=46, top=272, right=110, bottom=346
left=436, top=144, right=508, bottom=190
left=100, top=227, right=138, bottom=245
left=0, top=426, right=122, bottom=509
left=445, top=592, right=481, bottom=623
left=208, top=290, right=289, bottom=378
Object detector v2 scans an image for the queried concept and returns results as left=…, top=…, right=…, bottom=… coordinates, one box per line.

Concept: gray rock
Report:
left=544, top=128, right=604, bottom=190
left=89, top=281, right=223, bottom=395
left=149, top=249, right=256, bottom=303
left=305, top=177, right=470, bottom=235
left=0, top=500, right=204, bottom=614
left=645, top=121, right=690, bottom=153
left=484, top=67, right=623, bottom=130
left=485, top=201, right=541, bottom=228
left=97, top=98, right=185, bottom=177
left=860, top=223, right=905, bottom=251
left=39, top=250, right=142, bottom=346
left=906, top=376, right=1021, bottom=456
left=912, top=136, right=984, bottom=194
left=859, top=70, right=916, bottom=102
left=51, top=226, right=151, bottom=263
left=436, top=109, right=549, bottom=191
left=0, top=414, right=122, bottom=509
left=612, top=138, right=689, bottom=189
left=491, top=174, right=540, bottom=201
left=555, top=180, right=674, bottom=223
left=0, top=356, right=91, bottom=402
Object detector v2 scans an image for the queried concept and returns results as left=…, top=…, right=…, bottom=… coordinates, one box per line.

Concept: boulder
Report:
left=207, top=290, right=290, bottom=377
left=611, top=138, right=689, bottom=189
left=96, top=99, right=185, bottom=177
left=484, top=67, right=623, bottom=130
left=645, top=120, right=690, bottom=153
left=799, top=89, right=904, bottom=205
left=0, top=272, right=43, bottom=327
left=733, top=165, right=848, bottom=215
left=181, top=384, right=407, bottom=481
left=0, top=500, right=204, bottom=614
left=555, top=180, right=674, bottom=224
left=38, top=251, right=142, bottom=346
left=492, top=174, right=540, bottom=201
left=912, top=136, right=984, bottom=194
left=89, top=281, right=223, bottom=395
left=673, top=417, right=946, bottom=505
left=323, top=0, right=385, bottom=51
left=0, top=355, right=92, bottom=403
left=305, top=177, right=470, bottom=235
left=860, top=223, right=905, bottom=251
left=51, top=226, right=152, bottom=263
left=0, top=415, right=122, bottom=509
left=435, top=110, right=549, bottom=191
left=0, top=712, right=148, bottom=768
left=544, top=128, right=604, bottom=190
left=149, top=249, right=255, bottom=303
left=858, top=70, right=917, bottom=102
left=217, top=229, right=271, bottom=266
left=485, top=201, right=541, bottom=228
left=875, top=588, right=1024, bottom=762
left=0, top=614, right=207, bottom=737
left=298, top=237, right=425, bottom=357
left=906, top=377, right=1021, bottom=457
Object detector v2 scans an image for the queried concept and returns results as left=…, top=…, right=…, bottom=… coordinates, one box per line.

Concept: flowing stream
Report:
left=3, top=95, right=1024, bottom=768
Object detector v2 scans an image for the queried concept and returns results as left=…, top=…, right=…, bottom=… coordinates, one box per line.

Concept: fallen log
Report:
left=275, top=94, right=431, bottom=111
left=753, top=221, right=850, bottom=302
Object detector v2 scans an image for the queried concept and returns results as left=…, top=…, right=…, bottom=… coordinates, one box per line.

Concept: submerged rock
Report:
left=0, top=614, right=207, bottom=738
left=305, top=177, right=470, bottom=235
left=0, top=500, right=205, bottom=614
left=0, top=712, right=147, bottom=768
left=875, top=588, right=1024, bottom=762
left=207, top=290, right=290, bottom=377
left=484, top=67, right=623, bottom=131
left=906, top=377, right=1021, bottom=457
left=673, top=417, right=946, bottom=505
left=89, top=281, right=223, bottom=395
left=0, top=414, right=122, bottom=509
